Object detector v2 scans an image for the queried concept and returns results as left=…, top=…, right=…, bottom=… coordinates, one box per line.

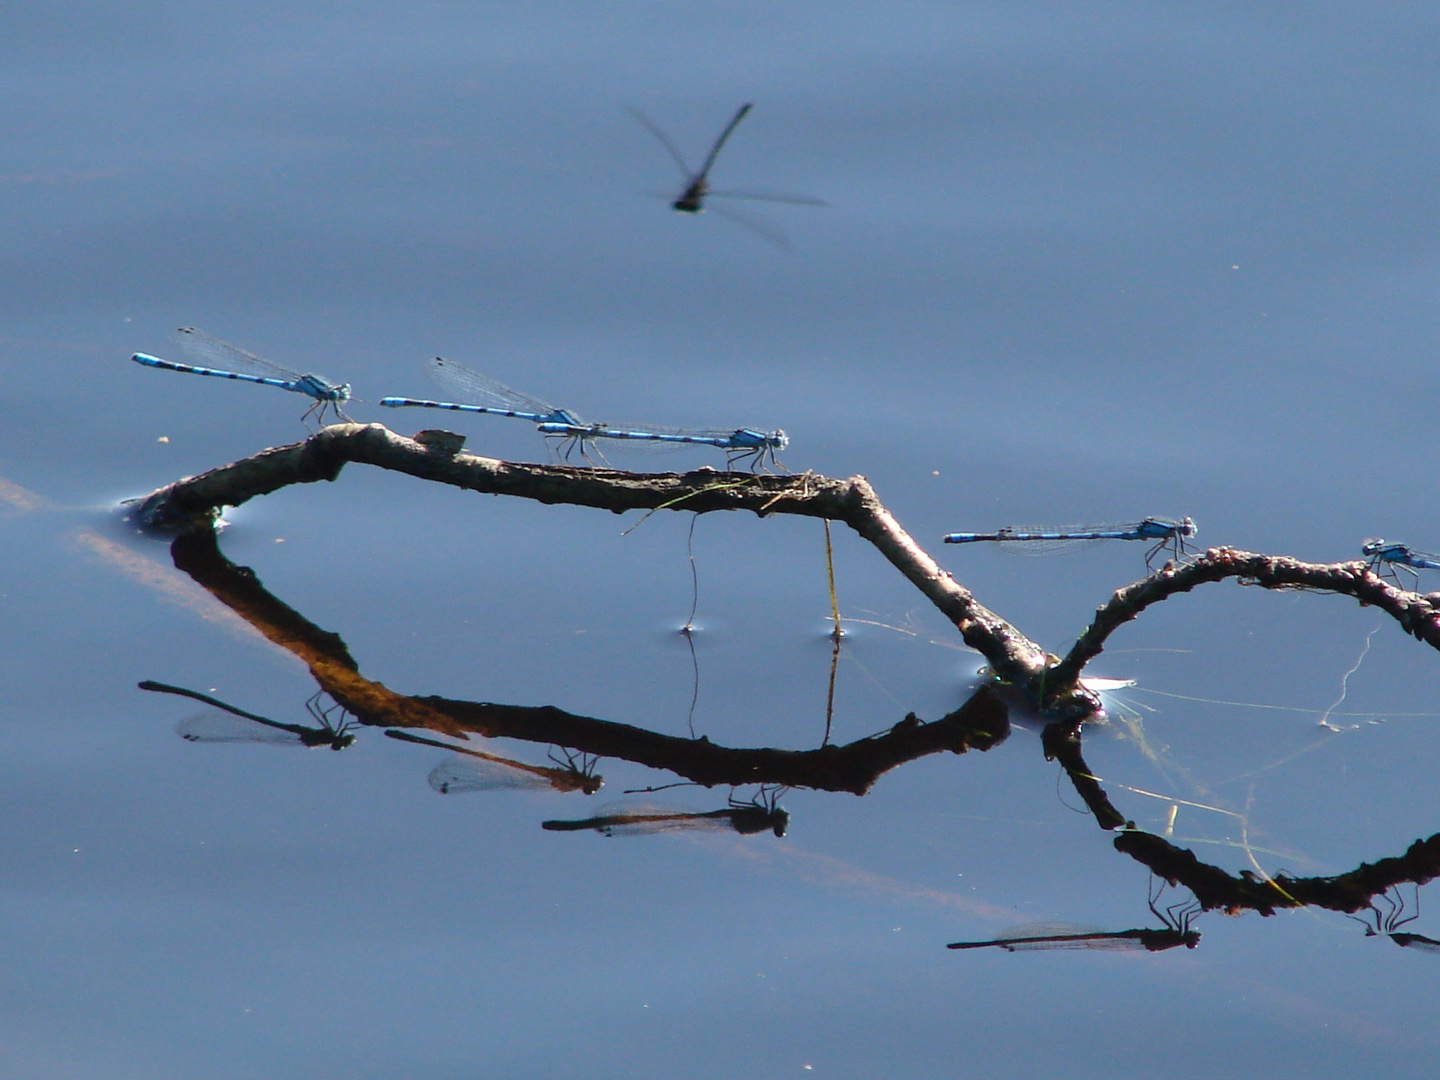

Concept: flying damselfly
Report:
left=627, top=103, right=826, bottom=245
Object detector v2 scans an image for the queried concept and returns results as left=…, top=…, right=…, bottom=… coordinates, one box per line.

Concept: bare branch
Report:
left=1050, top=547, right=1440, bottom=694
left=137, top=423, right=1073, bottom=712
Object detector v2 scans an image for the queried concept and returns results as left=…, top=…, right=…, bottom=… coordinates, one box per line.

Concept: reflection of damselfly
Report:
left=139, top=680, right=356, bottom=750
left=1362, top=539, right=1440, bottom=589
left=948, top=882, right=1201, bottom=952
left=627, top=102, right=827, bottom=247
left=380, top=357, right=787, bottom=470
left=131, top=327, right=354, bottom=425
left=1349, top=885, right=1440, bottom=953
left=541, top=787, right=789, bottom=837
left=943, top=518, right=1197, bottom=569
left=384, top=729, right=602, bottom=795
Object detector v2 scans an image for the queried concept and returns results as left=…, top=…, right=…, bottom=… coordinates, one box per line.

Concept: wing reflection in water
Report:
left=385, top=729, right=603, bottom=795
left=141, top=681, right=356, bottom=750
left=543, top=788, right=788, bottom=837
left=1388, top=933, right=1440, bottom=953
left=949, top=882, right=1201, bottom=953
left=947, top=923, right=1199, bottom=953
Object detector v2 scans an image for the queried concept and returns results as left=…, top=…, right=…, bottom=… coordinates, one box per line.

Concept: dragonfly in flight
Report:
left=628, top=102, right=827, bottom=245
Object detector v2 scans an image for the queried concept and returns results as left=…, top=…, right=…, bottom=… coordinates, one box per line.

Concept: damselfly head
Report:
left=723, top=786, right=791, bottom=836
left=727, top=806, right=789, bottom=837
left=770, top=809, right=789, bottom=837
left=296, top=375, right=352, bottom=402
left=579, top=773, right=605, bottom=795
left=1361, top=538, right=1390, bottom=557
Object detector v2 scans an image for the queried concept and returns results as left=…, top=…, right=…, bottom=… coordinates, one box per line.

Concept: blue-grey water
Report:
left=4, top=3, right=1440, bottom=1077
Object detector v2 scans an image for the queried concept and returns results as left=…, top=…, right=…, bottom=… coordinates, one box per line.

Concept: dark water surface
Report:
left=5, top=4, right=1440, bottom=1077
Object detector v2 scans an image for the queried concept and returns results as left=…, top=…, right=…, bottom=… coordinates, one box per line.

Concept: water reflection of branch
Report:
left=139, top=451, right=1440, bottom=947
left=680, top=512, right=700, bottom=738
left=1041, top=722, right=1127, bottom=829
left=821, top=519, right=845, bottom=746
left=822, top=632, right=842, bottom=747
left=1115, top=826, right=1440, bottom=917
left=1055, top=706, right=1440, bottom=918
left=167, top=525, right=1010, bottom=794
